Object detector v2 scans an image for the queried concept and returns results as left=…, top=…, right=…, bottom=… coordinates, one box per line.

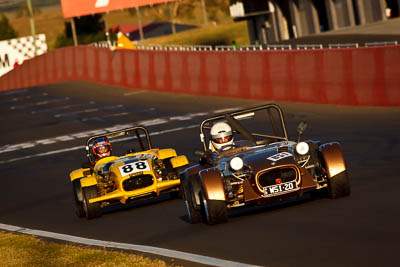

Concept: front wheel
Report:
left=327, top=171, right=351, bottom=199
left=72, top=180, right=85, bottom=218
left=319, top=143, right=351, bottom=199
left=181, top=177, right=202, bottom=224
left=82, top=186, right=102, bottom=219
left=201, top=191, right=228, bottom=225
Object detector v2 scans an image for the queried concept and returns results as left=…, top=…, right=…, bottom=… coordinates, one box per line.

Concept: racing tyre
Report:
left=72, top=180, right=85, bottom=218
left=82, top=186, right=102, bottom=219
left=182, top=177, right=202, bottom=224
left=328, top=171, right=351, bottom=199
left=320, top=143, right=351, bottom=199
left=201, top=191, right=228, bottom=225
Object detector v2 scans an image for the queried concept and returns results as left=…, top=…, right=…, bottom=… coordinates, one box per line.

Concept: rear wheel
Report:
left=82, top=186, right=102, bottom=219
left=72, top=180, right=84, bottom=218
left=201, top=190, right=228, bottom=225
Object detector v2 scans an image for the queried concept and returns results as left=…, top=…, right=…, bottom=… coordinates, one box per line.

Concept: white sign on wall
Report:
left=229, top=2, right=245, bottom=18
left=0, top=34, right=47, bottom=77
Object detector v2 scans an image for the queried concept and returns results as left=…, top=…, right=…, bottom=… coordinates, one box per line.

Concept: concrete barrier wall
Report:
left=1, top=45, right=399, bottom=106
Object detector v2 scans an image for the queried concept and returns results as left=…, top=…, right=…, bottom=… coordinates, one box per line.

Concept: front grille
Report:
left=257, top=167, right=297, bottom=187
left=123, top=175, right=153, bottom=191
left=277, top=146, right=289, bottom=153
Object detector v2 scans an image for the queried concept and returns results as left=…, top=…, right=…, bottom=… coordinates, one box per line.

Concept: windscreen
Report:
left=232, top=107, right=287, bottom=142
left=202, top=106, right=287, bottom=147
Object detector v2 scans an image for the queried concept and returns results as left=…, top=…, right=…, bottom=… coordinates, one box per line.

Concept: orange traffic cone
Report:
left=115, top=32, right=137, bottom=50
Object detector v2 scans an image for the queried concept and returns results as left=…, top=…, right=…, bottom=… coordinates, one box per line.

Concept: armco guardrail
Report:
left=1, top=45, right=399, bottom=106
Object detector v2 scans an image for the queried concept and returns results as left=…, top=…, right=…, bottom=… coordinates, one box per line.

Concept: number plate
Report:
left=263, top=181, right=297, bottom=196
left=118, top=161, right=150, bottom=176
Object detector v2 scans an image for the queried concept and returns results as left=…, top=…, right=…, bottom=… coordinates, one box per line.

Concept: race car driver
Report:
left=209, top=122, right=235, bottom=152
left=92, top=137, right=112, bottom=163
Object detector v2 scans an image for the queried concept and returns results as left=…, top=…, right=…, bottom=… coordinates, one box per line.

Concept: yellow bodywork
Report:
left=81, top=176, right=97, bottom=187
left=157, top=149, right=177, bottom=159
left=70, top=168, right=89, bottom=182
left=170, top=155, right=189, bottom=168
left=70, top=148, right=188, bottom=206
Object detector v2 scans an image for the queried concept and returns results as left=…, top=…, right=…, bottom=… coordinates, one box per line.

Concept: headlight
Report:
left=230, top=157, right=244, bottom=171
left=296, top=142, right=309, bottom=155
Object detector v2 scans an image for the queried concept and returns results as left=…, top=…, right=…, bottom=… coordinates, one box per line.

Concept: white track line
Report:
left=0, top=124, right=199, bottom=164
left=0, top=223, right=259, bottom=267
left=10, top=97, right=71, bottom=110
left=54, top=108, right=99, bottom=118
left=0, top=107, right=244, bottom=156
left=0, top=88, right=27, bottom=95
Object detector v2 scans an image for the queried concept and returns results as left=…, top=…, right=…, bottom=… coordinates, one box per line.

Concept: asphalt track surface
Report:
left=1, top=81, right=399, bottom=267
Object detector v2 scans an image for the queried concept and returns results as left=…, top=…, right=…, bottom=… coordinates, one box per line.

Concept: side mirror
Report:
left=297, top=121, right=308, bottom=135
left=297, top=121, right=308, bottom=142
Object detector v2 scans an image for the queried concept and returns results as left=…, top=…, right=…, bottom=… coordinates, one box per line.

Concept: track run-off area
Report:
left=0, top=81, right=399, bottom=266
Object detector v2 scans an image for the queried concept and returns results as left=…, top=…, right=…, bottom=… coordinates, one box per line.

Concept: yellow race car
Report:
left=70, top=126, right=189, bottom=219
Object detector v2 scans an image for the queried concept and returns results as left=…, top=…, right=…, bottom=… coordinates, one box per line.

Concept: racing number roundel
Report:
left=118, top=161, right=150, bottom=176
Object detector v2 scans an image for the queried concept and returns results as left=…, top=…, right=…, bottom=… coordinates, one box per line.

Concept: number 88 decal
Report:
left=118, top=161, right=150, bottom=176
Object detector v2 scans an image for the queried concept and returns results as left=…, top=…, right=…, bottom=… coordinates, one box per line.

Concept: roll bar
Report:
left=199, top=104, right=288, bottom=151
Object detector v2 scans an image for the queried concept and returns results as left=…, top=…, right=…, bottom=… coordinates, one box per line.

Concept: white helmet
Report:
left=210, top=122, right=234, bottom=150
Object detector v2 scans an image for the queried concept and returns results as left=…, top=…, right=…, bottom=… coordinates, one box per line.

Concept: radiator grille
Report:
left=257, top=167, right=297, bottom=187
left=277, top=146, right=289, bottom=153
left=123, top=175, right=153, bottom=191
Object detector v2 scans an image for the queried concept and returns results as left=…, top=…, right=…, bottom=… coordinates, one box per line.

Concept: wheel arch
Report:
left=70, top=168, right=91, bottom=182
left=157, top=149, right=178, bottom=160
left=199, top=168, right=226, bottom=201
left=80, top=176, right=98, bottom=188
left=319, top=142, right=347, bottom=178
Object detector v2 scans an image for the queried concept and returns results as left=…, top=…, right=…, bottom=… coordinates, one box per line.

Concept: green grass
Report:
left=0, top=231, right=176, bottom=266
left=143, top=21, right=249, bottom=46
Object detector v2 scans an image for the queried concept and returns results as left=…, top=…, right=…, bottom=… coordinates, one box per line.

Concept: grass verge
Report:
left=143, top=21, right=249, bottom=46
left=0, top=231, right=175, bottom=266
